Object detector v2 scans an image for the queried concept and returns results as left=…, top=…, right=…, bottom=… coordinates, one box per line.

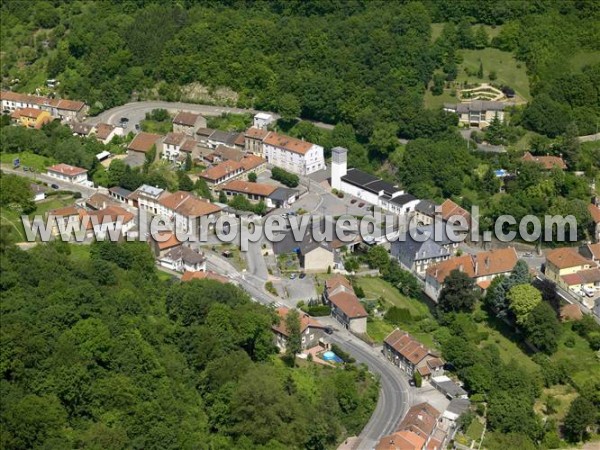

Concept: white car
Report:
left=583, top=286, right=595, bottom=298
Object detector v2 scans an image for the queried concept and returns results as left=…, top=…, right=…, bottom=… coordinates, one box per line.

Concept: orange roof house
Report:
left=128, top=132, right=162, bottom=153
left=522, top=152, right=567, bottom=170
left=264, top=132, right=313, bottom=155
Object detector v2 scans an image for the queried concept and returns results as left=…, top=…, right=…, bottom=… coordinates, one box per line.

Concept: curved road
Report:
left=87, top=100, right=334, bottom=130
left=206, top=252, right=412, bottom=450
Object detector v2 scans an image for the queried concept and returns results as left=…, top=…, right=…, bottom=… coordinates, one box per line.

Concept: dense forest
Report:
left=0, top=241, right=377, bottom=449
left=1, top=0, right=599, bottom=137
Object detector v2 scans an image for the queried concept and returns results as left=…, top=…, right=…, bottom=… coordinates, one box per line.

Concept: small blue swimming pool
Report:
left=322, top=351, right=344, bottom=363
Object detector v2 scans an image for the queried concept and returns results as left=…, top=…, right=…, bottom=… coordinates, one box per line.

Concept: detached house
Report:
left=391, top=226, right=454, bottom=277
left=158, top=245, right=206, bottom=273
left=172, top=111, right=206, bottom=136
left=158, top=191, right=221, bottom=234
left=521, top=152, right=567, bottom=170
left=94, top=123, right=122, bottom=144
left=272, top=307, right=327, bottom=352
left=443, top=101, right=506, bottom=128
left=162, top=132, right=187, bottom=162
left=424, top=247, right=518, bottom=301
left=11, top=107, right=52, bottom=129
left=544, top=247, right=593, bottom=285
left=323, top=275, right=367, bottom=334
left=127, top=132, right=162, bottom=159
left=383, top=329, right=444, bottom=380
left=46, top=163, right=88, bottom=184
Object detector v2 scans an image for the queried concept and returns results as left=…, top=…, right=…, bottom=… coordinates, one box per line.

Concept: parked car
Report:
left=583, top=286, right=595, bottom=297
left=135, top=123, right=140, bottom=131
left=289, top=273, right=297, bottom=280
left=523, top=252, right=533, bottom=257
left=299, top=272, right=306, bottom=279
left=22, top=166, right=28, bottom=171
left=51, top=184, right=59, bottom=189
left=358, top=202, right=365, bottom=207
left=350, top=199, right=357, bottom=204
left=222, top=250, right=233, bottom=258
left=324, top=327, right=334, bottom=335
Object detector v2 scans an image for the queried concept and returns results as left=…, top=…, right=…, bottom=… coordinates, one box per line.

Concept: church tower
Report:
left=331, top=147, right=347, bottom=191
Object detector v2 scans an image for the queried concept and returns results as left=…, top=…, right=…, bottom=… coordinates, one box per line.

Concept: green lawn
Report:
left=357, top=277, right=432, bottom=319
left=32, top=196, right=77, bottom=218
left=466, top=418, right=484, bottom=443
left=206, top=113, right=253, bottom=132
left=1, top=152, right=55, bottom=171
left=68, top=244, right=91, bottom=263
left=367, top=318, right=396, bottom=342
left=140, top=119, right=172, bottom=134
left=424, top=87, right=458, bottom=109
left=568, top=51, right=600, bottom=71
left=0, top=207, right=26, bottom=242
left=476, top=309, right=540, bottom=373
left=457, top=48, right=530, bottom=101
left=551, top=325, right=600, bottom=390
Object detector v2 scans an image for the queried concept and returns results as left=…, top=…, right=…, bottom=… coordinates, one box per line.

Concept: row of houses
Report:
left=544, top=244, right=600, bottom=296
left=376, top=398, right=470, bottom=450
left=1, top=90, right=88, bottom=122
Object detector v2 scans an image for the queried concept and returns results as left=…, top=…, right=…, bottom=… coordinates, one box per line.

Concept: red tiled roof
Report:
left=48, top=205, right=81, bottom=217
left=201, top=160, right=243, bottom=181
left=11, top=107, right=45, bottom=119
left=95, top=123, right=115, bottom=140
left=181, top=270, right=228, bottom=283
left=128, top=132, right=162, bottom=153
left=384, top=329, right=439, bottom=366
left=234, top=132, right=245, bottom=147
left=586, top=243, right=600, bottom=260
left=222, top=179, right=276, bottom=197
left=181, top=139, right=196, bottom=153
left=159, top=191, right=221, bottom=217
left=1, top=90, right=85, bottom=111
left=163, top=132, right=187, bottom=146
left=245, top=127, right=270, bottom=140
left=263, top=132, right=314, bottom=155
left=240, top=154, right=266, bottom=171
left=546, top=247, right=591, bottom=270
left=440, top=199, right=471, bottom=223
left=173, top=111, right=201, bottom=126
left=375, top=430, right=425, bottom=450
left=47, top=163, right=87, bottom=176
left=522, top=152, right=567, bottom=170
left=398, top=402, right=441, bottom=438
left=561, top=268, right=600, bottom=286
left=272, top=307, right=325, bottom=337
left=153, top=231, right=183, bottom=251
left=325, top=274, right=353, bottom=291
left=426, top=247, right=518, bottom=284
left=588, top=204, right=600, bottom=224
left=88, top=205, right=134, bottom=225
left=328, top=291, right=367, bottom=319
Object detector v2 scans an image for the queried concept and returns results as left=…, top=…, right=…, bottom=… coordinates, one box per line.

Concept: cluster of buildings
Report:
left=376, top=399, right=470, bottom=450
left=544, top=243, right=600, bottom=302
left=1, top=90, right=88, bottom=123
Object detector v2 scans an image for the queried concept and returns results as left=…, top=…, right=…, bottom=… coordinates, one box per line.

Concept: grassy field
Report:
left=0, top=207, right=26, bottom=242
left=68, top=244, right=91, bottom=263
left=534, top=384, right=578, bottom=422
left=551, top=324, right=600, bottom=390
left=466, top=418, right=485, bottom=443
left=140, top=119, right=172, bottom=134
left=206, top=113, right=253, bottom=132
left=366, top=318, right=396, bottom=342
left=423, top=87, right=458, bottom=109
left=457, top=48, right=530, bottom=100
left=568, top=51, right=600, bottom=71
left=357, top=277, right=432, bottom=319
left=0, top=152, right=55, bottom=171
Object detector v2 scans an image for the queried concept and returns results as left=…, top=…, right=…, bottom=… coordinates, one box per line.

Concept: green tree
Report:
left=247, top=172, right=257, bottom=183
left=507, top=284, right=542, bottom=325
left=524, top=302, right=561, bottom=354
left=278, top=94, right=301, bottom=123
left=177, top=171, right=194, bottom=191
left=474, top=26, right=489, bottom=49
left=218, top=191, right=227, bottom=203
left=563, top=396, right=596, bottom=443
left=184, top=152, right=192, bottom=171
left=369, top=122, right=398, bottom=157
left=438, top=270, right=479, bottom=313
left=284, top=309, right=302, bottom=361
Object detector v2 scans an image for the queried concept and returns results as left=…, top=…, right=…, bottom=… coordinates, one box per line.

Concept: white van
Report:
left=583, top=286, right=595, bottom=298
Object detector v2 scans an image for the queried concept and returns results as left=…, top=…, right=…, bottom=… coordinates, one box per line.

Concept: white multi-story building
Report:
left=253, top=112, right=274, bottom=129
left=162, top=132, right=187, bottom=162
left=262, top=132, right=325, bottom=175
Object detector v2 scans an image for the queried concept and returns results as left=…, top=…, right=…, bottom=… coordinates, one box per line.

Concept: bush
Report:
left=331, top=344, right=355, bottom=364
left=271, top=167, right=299, bottom=188
left=413, top=371, right=422, bottom=387
left=265, top=281, right=278, bottom=296
left=306, top=305, right=331, bottom=317
left=385, top=306, right=412, bottom=325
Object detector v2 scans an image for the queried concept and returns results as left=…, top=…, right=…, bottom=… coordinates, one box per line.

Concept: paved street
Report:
left=86, top=100, right=334, bottom=130
left=1, top=165, right=98, bottom=198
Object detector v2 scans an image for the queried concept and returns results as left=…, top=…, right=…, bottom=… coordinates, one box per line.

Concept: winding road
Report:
left=87, top=100, right=334, bottom=130
left=205, top=251, right=412, bottom=450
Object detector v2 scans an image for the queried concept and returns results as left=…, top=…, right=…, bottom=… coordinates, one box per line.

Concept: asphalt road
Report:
left=1, top=165, right=98, bottom=197
left=86, top=100, right=334, bottom=130
left=204, top=252, right=411, bottom=448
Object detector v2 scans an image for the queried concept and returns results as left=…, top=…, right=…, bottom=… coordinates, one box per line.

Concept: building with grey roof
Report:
left=443, top=101, right=510, bottom=128
left=391, top=228, right=452, bottom=277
